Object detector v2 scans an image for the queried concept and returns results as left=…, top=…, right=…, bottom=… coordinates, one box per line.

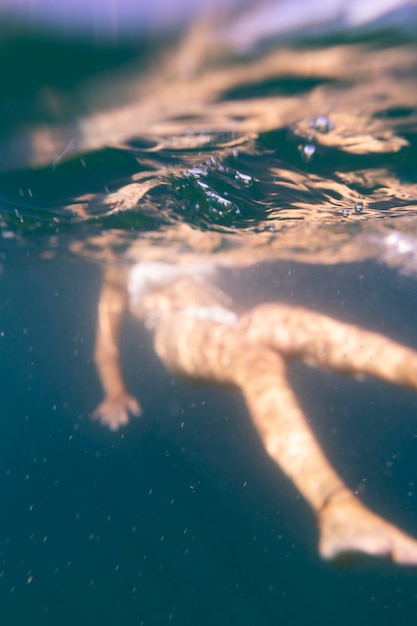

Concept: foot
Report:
left=318, top=490, right=417, bottom=565
left=92, top=393, right=141, bottom=430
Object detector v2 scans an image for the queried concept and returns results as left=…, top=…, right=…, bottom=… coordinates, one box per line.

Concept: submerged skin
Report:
left=92, top=258, right=417, bottom=566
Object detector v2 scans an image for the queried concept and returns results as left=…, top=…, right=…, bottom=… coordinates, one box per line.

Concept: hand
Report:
left=92, top=393, right=141, bottom=430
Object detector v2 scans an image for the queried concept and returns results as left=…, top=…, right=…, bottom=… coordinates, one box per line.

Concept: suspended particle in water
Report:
left=14, top=209, right=24, bottom=223
left=1, top=230, right=15, bottom=239
left=354, top=202, right=364, bottom=214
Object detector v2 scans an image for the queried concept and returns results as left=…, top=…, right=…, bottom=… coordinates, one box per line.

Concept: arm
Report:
left=92, top=268, right=141, bottom=430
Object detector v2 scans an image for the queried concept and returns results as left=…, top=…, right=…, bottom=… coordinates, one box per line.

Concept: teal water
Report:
left=1, top=11, right=417, bottom=626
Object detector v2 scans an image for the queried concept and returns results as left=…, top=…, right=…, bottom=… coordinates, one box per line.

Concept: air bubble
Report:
left=342, top=208, right=350, bottom=217
left=309, top=115, right=334, bottom=134
left=300, top=143, right=316, bottom=162
left=188, top=166, right=208, bottom=177
left=234, top=171, right=253, bottom=186
left=354, top=202, right=364, bottom=214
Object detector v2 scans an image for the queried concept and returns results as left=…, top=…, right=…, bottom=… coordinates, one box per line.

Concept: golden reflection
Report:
left=7, top=39, right=417, bottom=170
left=41, top=38, right=415, bottom=226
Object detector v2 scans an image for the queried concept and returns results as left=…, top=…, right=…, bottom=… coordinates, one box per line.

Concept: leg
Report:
left=236, top=348, right=417, bottom=564
left=239, top=303, right=417, bottom=391
left=152, top=310, right=417, bottom=564
left=93, top=268, right=141, bottom=430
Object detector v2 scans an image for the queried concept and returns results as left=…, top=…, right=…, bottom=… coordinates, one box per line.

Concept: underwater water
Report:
left=1, top=4, right=417, bottom=625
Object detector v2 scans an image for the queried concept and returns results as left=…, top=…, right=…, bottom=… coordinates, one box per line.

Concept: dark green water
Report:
left=1, top=15, right=417, bottom=626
